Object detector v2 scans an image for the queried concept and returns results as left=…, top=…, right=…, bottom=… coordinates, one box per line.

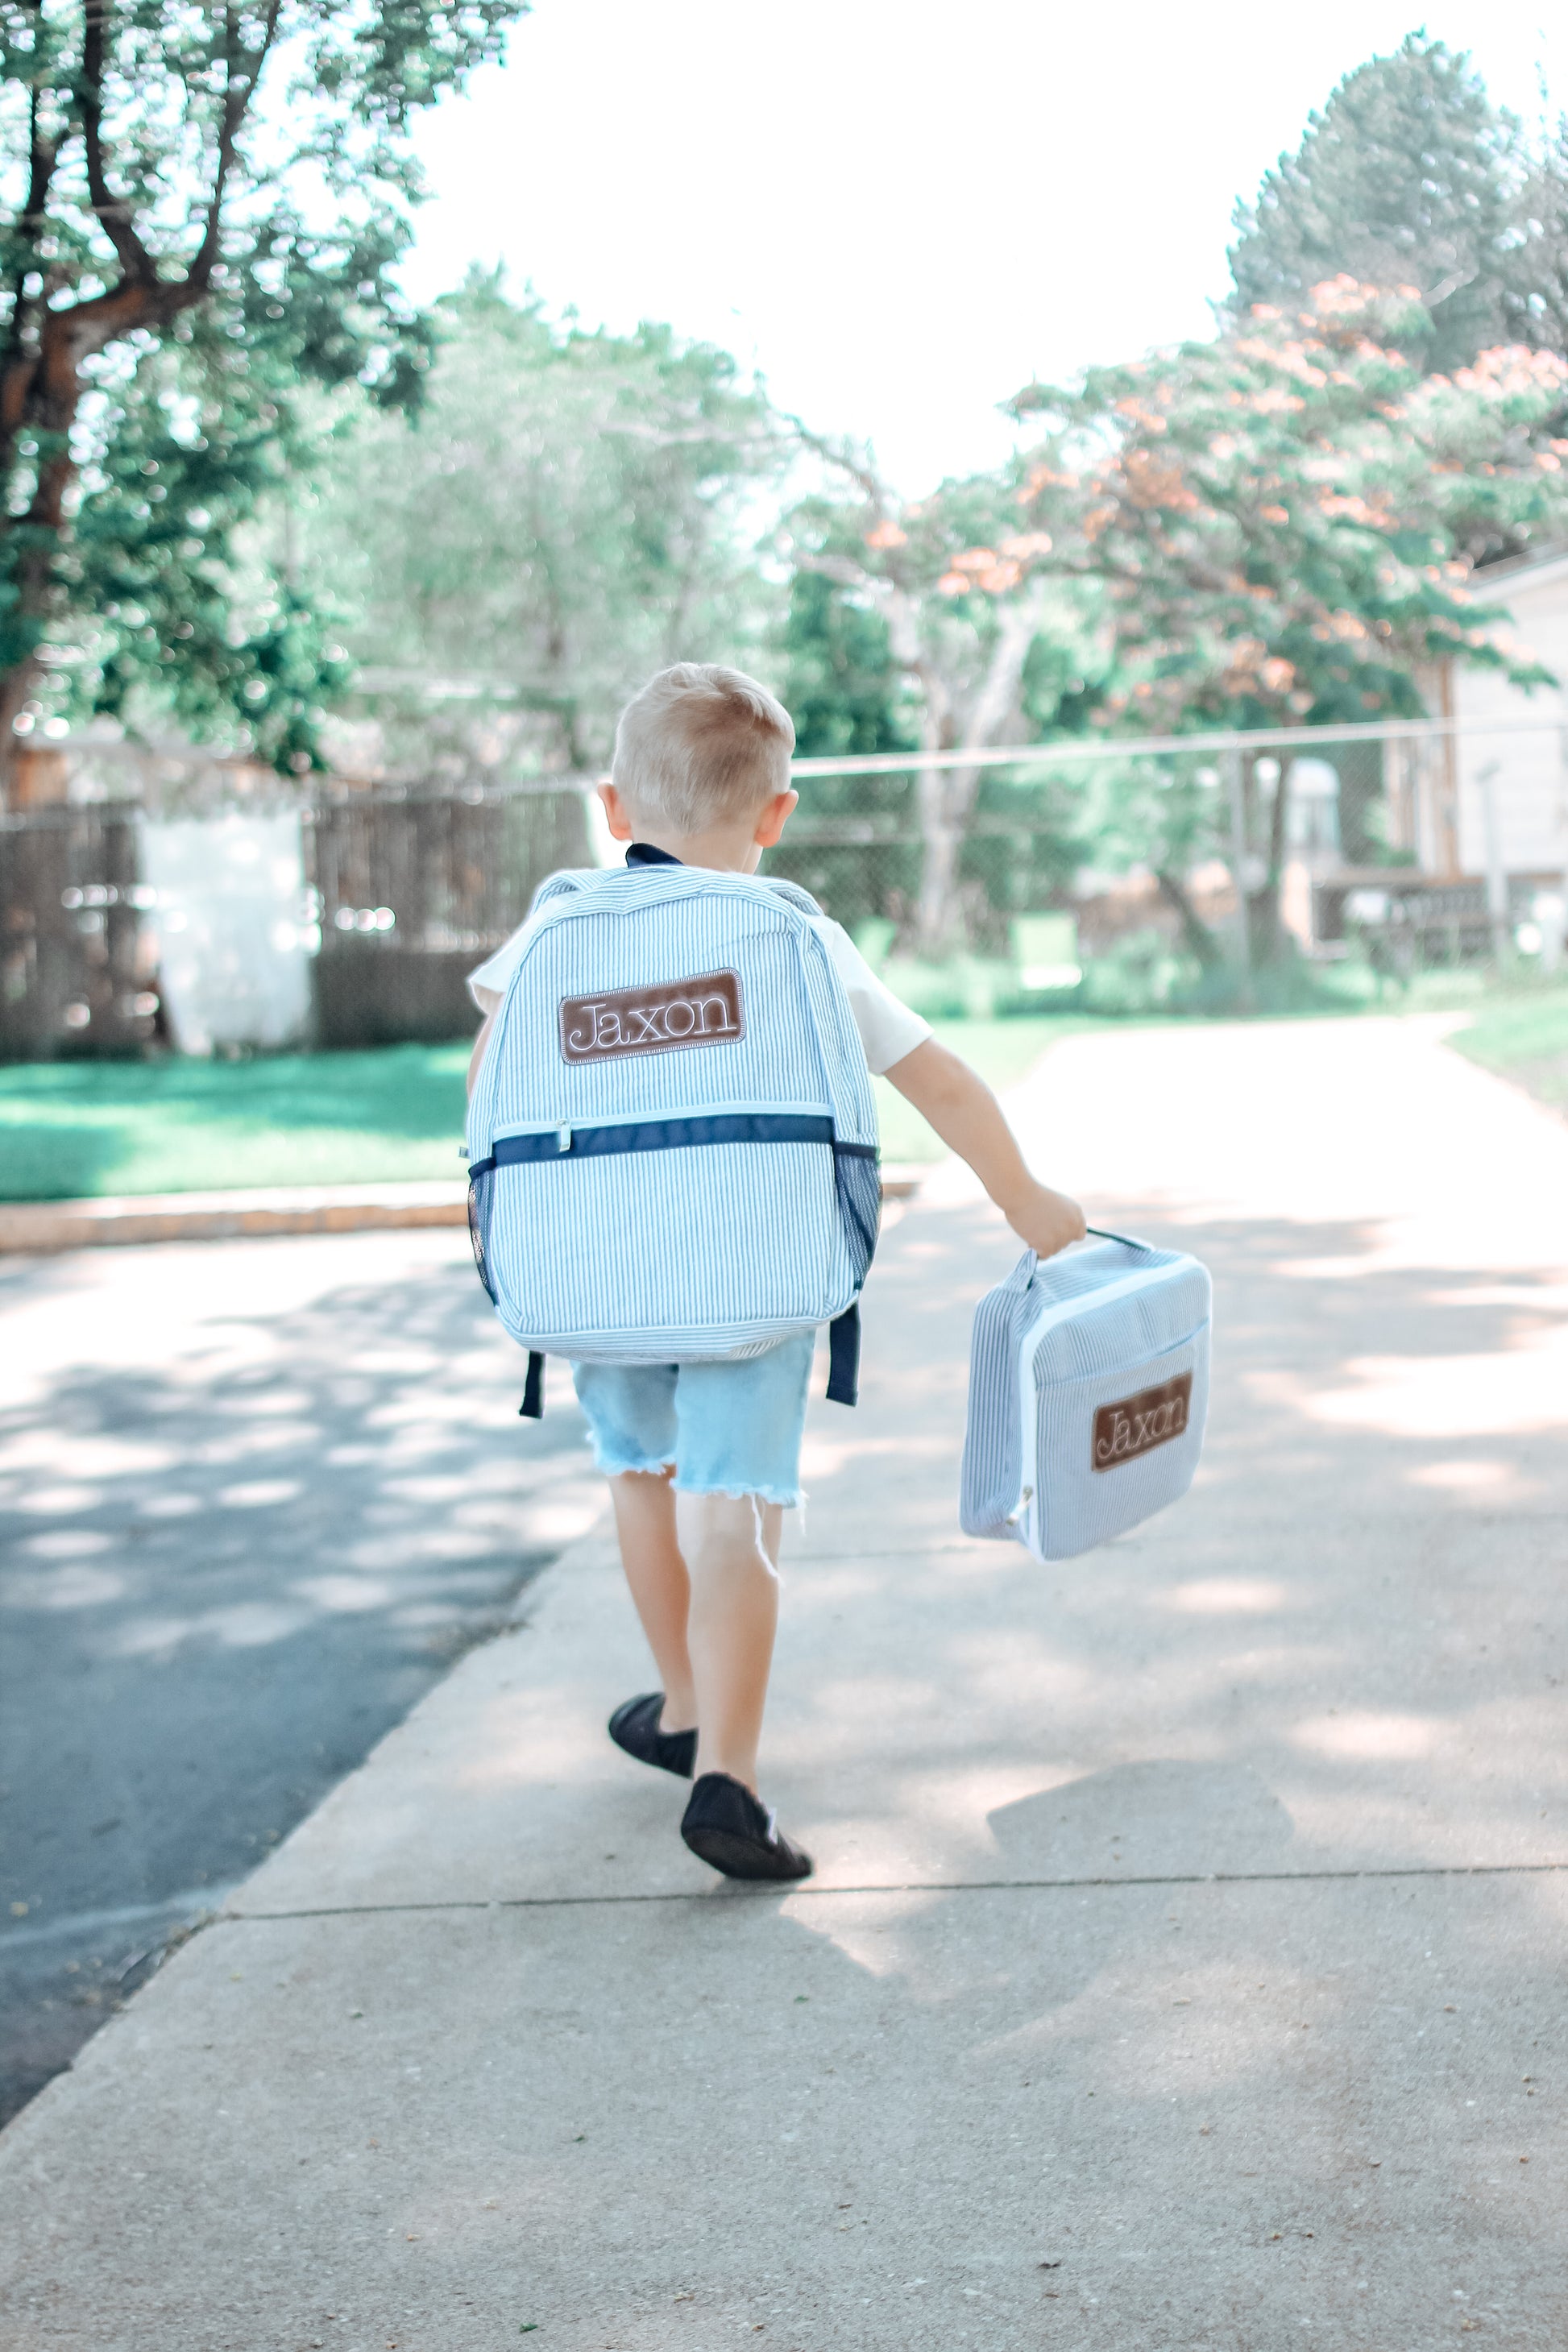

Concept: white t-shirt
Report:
left=467, top=894, right=930, bottom=1077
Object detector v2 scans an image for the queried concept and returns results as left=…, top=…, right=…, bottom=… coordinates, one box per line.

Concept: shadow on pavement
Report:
left=0, top=1244, right=595, bottom=2126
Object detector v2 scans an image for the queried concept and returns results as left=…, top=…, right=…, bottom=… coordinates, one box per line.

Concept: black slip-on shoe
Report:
left=681, top=1771, right=814, bottom=1882
left=608, top=1691, right=697, bottom=1780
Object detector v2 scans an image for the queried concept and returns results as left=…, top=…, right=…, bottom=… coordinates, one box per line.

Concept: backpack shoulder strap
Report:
left=527, top=868, right=598, bottom=918
left=756, top=874, right=826, bottom=920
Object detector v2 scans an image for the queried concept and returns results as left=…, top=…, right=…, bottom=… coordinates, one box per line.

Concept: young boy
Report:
left=467, top=664, right=1084, bottom=1884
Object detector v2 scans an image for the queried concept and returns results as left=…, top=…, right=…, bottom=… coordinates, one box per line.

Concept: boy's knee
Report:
left=678, top=1489, right=777, bottom=1575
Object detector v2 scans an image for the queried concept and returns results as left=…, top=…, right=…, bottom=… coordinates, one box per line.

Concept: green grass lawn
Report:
left=0, top=1043, right=475, bottom=1201
left=15, top=979, right=1560, bottom=1204
left=1445, top=981, right=1568, bottom=1118
left=0, top=1017, right=1100, bottom=1201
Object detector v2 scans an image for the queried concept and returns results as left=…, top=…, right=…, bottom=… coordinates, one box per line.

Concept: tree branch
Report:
left=786, top=414, right=892, bottom=512
left=79, top=0, right=159, bottom=286
left=790, top=550, right=878, bottom=593
left=187, top=0, right=281, bottom=291
left=2, top=81, right=60, bottom=368
left=22, top=75, right=59, bottom=235
left=1155, top=866, right=1226, bottom=969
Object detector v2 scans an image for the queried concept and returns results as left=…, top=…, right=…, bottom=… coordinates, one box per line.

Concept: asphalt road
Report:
left=0, top=1227, right=599, bottom=2126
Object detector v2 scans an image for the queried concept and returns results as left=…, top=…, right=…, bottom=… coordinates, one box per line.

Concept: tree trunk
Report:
left=1246, top=753, right=1295, bottom=965
left=878, top=583, right=955, bottom=952
left=1156, top=866, right=1226, bottom=969
left=912, top=590, right=1045, bottom=956
left=0, top=281, right=198, bottom=799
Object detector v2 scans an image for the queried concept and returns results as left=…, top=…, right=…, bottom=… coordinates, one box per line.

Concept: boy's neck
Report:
left=625, top=820, right=763, bottom=875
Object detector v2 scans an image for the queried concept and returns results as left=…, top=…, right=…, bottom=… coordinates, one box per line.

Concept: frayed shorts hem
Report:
left=587, top=1443, right=677, bottom=1482
left=583, top=1447, right=801, bottom=1508
left=569, top=1334, right=815, bottom=1508
left=670, top=1477, right=802, bottom=1509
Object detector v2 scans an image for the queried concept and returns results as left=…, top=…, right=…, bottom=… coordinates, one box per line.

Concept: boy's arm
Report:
left=467, top=989, right=500, bottom=1097
left=882, top=1038, right=1086, bottom=1259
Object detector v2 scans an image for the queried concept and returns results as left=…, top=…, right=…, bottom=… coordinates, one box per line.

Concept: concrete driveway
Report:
left=1, top=1014, right=1565, bottom=2350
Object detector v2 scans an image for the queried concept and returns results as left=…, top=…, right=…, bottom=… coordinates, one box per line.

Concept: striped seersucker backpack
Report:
left=466, top=864, right=880, bottom=1412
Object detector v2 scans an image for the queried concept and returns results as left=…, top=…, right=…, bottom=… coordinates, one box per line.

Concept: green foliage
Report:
left=1076, top=932, right=1202, bottom=1017
left=764, top=571, right=920, bottom=927
left=1505, top=117, right=1568, bottom=357
left=1075, top=756, right=1228, bottom=921
left=782, top=570, right=916, bottom=760
left=1011, top=281, right=1568, bottom=736
left=781, top=458, right=1064, bottom=745
left=1017, top=609, right=1110, bottom=740
left=308, top=276, right=783, bottom=774
left=1228, top=35, right=1520, bottom=372
left=0, top=1, right=525, bottom=762
left=778, top=457, right=1100, bottom=947
left=45, top=320, right=356, bottom=767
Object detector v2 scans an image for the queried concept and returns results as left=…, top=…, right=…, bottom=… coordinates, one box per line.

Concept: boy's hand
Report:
left=1002, top=1179, right=1088, bottom=1261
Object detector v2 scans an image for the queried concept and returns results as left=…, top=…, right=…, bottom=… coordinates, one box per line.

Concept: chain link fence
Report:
left=3, top=713, right=1565, bottom=1057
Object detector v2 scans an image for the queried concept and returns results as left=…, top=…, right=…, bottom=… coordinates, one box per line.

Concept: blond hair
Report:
left=612, top=663, right=794, bottom=833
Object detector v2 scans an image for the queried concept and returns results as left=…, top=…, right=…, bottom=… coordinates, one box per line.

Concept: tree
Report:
left=1228, top=35, right=1520, bottom=374
left=0, top=0, right=525, bottom=783
left=761, top=570, right=925, bottom=934
left=305, top=276, right=786, bottom=781
left=781, top=569, right=916, bottom=764
left=1010, top=280, right=1568, bottom=959
left=781, top=439, right=1080, bottom=953
left=1504, top=114, right=1568, bottom=355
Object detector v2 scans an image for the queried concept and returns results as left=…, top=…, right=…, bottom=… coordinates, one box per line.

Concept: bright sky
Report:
left=401, top=0, right=1566, bottom=492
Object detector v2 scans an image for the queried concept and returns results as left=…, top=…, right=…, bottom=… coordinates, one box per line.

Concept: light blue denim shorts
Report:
left=570, top=1330, right=815, bottom=1507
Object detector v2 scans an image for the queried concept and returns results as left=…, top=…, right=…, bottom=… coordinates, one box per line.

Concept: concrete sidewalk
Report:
left=2, top=1016, right=1566, bottom=2350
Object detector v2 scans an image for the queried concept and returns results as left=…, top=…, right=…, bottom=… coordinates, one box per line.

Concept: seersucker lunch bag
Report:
left=465, top=863, right=881, bottom=1412
left=960, top=1230, right=1211, bottom=1562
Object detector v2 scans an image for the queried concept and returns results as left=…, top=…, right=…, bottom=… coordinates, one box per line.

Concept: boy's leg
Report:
left=677, top=1492, right=783, bottom=1792
left=606, top=1469, right=696, bottom=1733
left=570, top=1363, right=697, bottom=1733
left=670, top=1333, right=813, bottom=1797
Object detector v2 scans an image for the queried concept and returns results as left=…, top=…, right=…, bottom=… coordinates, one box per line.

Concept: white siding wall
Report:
left=1454, top=561, right=1568, bottom=877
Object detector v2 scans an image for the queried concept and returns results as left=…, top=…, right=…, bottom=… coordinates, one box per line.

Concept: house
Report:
left=1301, top=550, right=1568, bottom=968
left=1446, top=545, right=1568, bottom=886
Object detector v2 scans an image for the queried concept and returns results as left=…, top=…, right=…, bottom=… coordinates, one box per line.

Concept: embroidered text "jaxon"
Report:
left=558, top=969, right=745, bottom=1063
left=1092, top=1370, right=1193, bottom=1471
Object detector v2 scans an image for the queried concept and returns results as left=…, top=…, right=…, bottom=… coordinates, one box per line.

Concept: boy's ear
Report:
left=752, top=789, right=798, bottom=850
left=597, top=782, right=635, bottom=842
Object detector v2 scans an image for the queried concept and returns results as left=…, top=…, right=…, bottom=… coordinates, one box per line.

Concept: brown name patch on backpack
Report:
left=1092, top=1371, right=1193, bottom=1471
left=558, top=969, right=745, bottom=1063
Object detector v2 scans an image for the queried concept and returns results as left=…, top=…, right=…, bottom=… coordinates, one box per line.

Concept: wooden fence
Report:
left=1, top=785, right=591, bottom=1061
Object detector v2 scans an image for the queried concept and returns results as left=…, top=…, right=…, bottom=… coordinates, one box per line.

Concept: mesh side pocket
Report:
left=832, top=1143, right=881, bottom=1289
left=468, top=1165, right=497, bottom=1304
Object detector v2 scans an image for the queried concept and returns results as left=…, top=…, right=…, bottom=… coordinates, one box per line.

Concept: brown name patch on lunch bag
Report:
left=558, top=969, right=745, bottom=1063
left=1092, top=1370, right=1193, bottom=1471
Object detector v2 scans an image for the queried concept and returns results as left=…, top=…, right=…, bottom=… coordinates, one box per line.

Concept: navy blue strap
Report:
left=472, top=1114, right=878, bottom=1177
left=826, top=1301, right=860, bottom=1408
left=520, top=1351, right=545, bottom=1419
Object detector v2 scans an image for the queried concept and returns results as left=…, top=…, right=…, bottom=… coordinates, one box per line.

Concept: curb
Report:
left=0, top=1168, right=927, bottom=1255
